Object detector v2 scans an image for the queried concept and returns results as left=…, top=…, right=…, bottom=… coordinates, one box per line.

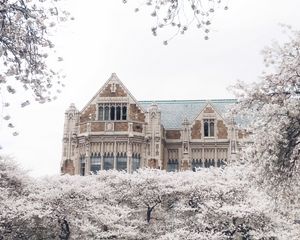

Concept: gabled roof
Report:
left=80, top=73, right=144, bottom=113
left=139, top=99, right=237, bottom=129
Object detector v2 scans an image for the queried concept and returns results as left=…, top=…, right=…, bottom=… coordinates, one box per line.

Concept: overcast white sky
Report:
left=1, top=0, right=300, bottom=177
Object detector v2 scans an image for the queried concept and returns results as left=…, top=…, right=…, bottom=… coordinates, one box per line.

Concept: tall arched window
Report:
left=104, top=106, right=109, bottom=120
left=116, top=106, right=121, bottom=120
left=167, top=159, right=178, bottom=172
left=204, top=119, right=215, bottom=137
left=90, top=153, right=101, bottom=173
left=80, top=156, right=85, bottom=176
left=103, top=153, right=114, bottom=170
left=132, top=154, right=140, bottom=172
left=211, top=159, right=215, bottom=167
left=97, top=104, right=127, bottom=121
left=110, top=106, right=115, bottom=120
left=204, top=159, right=208, bottom=168
left=204, top=121, right=209, bottom=137
left=98, top=106, right=103, bottom=120
left=210, top=121, right=214, bottom=136
left=122, top=106, right=127, bottom=120
left=192, top=159, right=202, bottom=171
left=116, top=153, right=127, bottom=171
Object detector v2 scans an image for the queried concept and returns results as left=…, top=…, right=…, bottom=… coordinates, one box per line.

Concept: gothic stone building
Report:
left=61, top=73, right=245, bottom=175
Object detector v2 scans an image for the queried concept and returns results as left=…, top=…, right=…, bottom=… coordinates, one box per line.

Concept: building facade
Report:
left=61, top=73, right=246, bottom=175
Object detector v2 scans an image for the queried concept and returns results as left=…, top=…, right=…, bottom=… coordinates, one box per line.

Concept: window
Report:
left=217, top=159, right=226, bottom=167
left=192, top=159, right=202, bottom=171
left=167, top=159, right=179, bottom=172
left=116, top=106, right=121, bottom=120
left=104, top=106, right=109, bottom=120
left=103, top=153, right=114, bottom=170
left=90, top=153, right=101, bottom=173
left=204, top=160, right=208, bottom=168
left=110, top=106, right=115, bottom=120
left=204, top=119, right=215, bottom=137
left=132, top=154, right=140, bottom=172
left=80, top=156, right=85, bottom=176
left=116, top=153, right=127, bottom=171
left=98, top=104, right=127, bottom=121
left=122, top=106, right=127, bottom=120
left=98, top=106, right=103, bottom=120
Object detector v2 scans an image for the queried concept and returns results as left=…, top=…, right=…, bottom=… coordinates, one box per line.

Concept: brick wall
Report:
left=191, top=120, right=201, bottom=139
left=204, top=107, right=214, bottom=113
left=91, top=122, right=105, bottom=132
left=133, top=123, right=143, bottom=133
left=217, top=120, right=228, bottom=139
left=80, top=104, right=96, bottom=122
left=129, top=104, right=145, bottom=122
left=61, top=159, right=75, bottom=175
left=115, top=122, right=128, bottom=131
left=99, top=84, right=127, bottom=97
left=148, top=159, right=157, bottom=168
left=166, top=130, right=181, bottom=139
left=80, top=123, right=87, bottom=133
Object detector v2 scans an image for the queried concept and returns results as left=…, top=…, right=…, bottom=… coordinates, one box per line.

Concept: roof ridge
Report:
left=139, top=99, right=236, bottom=103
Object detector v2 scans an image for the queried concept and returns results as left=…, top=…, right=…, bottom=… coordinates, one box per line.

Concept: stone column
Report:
left=127, top=140, right=132, bottom=173
left=100, top=141, right=104, bottom=170
left=85, top=142, right=90, bottom=176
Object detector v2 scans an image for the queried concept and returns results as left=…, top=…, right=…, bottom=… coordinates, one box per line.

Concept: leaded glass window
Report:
left=98, top=106, right=103, bottom=120
left=167, top=159, right=178, bottom=172
left=80, top=156, right=85, bottom=176
left=116, top=106, right=121, bottom=120
left=204, top=119, right=215, bottom=137
left=103, top=153, right=114, bottom=170
left=98, top=104, right=127, bottom=121
left=90, top=153, right=101, bottom=173
left=104, top=106, right=110, bottom=120
left=116, top=153, right=127, bottom=171
left=132, top=154, right=140, bottom=172
left=192, top=159, right=202, bottom=171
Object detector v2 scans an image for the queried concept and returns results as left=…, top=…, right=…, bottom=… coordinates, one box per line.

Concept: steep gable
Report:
left=190, top=102, right=231, bottom=140
left=80, top=73, right=145, bottom=123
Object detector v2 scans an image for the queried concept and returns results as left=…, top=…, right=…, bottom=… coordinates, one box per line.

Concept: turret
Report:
left=181, top=117, right=190, bottom=170
left=61, top=103, right=79, bottom=175
left=146, top=103, right=163, bottom=168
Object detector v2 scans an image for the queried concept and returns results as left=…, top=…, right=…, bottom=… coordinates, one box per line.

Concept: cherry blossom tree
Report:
left=231, top=27, right=300, bottom=200
left=1, top=156, right=299, bottom=239
left=0, top=0, right=71, bottom=135
left=123, top=0, right=229, bottom=44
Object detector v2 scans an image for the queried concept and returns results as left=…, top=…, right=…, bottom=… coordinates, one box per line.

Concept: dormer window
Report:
left=204, top=119, right=215, bottom=137
left=98, top=103, right=127, bottom=121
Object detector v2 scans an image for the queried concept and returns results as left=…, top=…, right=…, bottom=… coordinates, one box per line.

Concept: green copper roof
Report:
left=139, top=99, right=237, bottom=129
